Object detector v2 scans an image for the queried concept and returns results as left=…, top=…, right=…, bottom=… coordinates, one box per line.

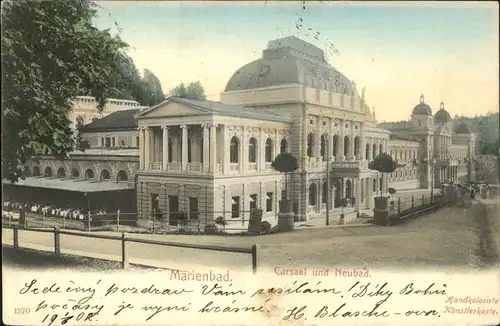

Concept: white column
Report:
left=360, top=124, right=365, bottom=160
left=209, top=124, right=217, bottom=173
left=223, top=125, right=229, bottom=174
left=259, top=128, right=264, bottom=171
left=144, top=127, right=151, bottom=170
left=355, top=179, right=361, bottom=211
left=162, top=126, right=168, bottom=170
left=202, top=124, right=209, bottom=172
left=242, top=127, right=247, bottom=173
left=181, top=125, right=188, bottom=171
left=338, top=120, right=345, bottom=161
left=139, top=127, right=145, bottom=169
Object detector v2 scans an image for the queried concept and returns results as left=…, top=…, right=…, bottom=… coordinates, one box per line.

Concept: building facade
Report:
left=20, top=36, right=478, bottom=223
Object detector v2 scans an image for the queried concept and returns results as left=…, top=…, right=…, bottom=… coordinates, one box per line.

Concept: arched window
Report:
left=200, top=137, right=204, bottom=163
left=343, top=136, right=349, bottom=157
left=365, top=144, right=370, bottom=160
left=56, top=167, right=66, bottom=178
left=372, top=144, right=377, bottom=158
left=84, top=169, right=95, bottom=180
left=230, top=136, right=239, bottom=163
left=71, top=169, right=80, bottom=178
left=100, top=169, right=111, bottom=180
left=320, top=134, right=326, bottom=159
left=32, top=166, right=40, bottom=177
left=379, top=144, right=383, bottom=155
left=322, top=182, right=328, bottom=204
left=116, top=170, right=128, bottom=182
left=307, top=133, right=314, bottom=157
left=44, top=167, right=53, bottom=177
left=248, top=137, right=257, bottom=163
left=345, top=179, right=352, bottom=198
left=280, top=138, right=288, bottom=153
left=265, top=138, right=273, bottom=162
left=187, top=138, right=192, bottom=163
left=168, top=137, right=173, bottom=163
left=332, top=135, right=338, bottom=156
left=309, top=183, right=317, bottom=206
left=354, top=136, right=360, bottom=157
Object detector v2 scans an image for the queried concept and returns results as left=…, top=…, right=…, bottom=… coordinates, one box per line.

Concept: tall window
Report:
left=379, top=144, right=383, bottom=155
left=231, top=196, right=240, bottom=218
left=105, top=137, right=111, bottom=148
left=309, top=183, right=317, bottom=206
left=266, top=192, right=273, bottom=212
left=168, top=138, right=173, bottom=163
left=280, top=139, right=288, bottom=153
left=322, top=182, right=328, bottom=204
left=200, top=138, right=204, bottom=163
left=265, top=138, right=273, bottom=162
left=344, top=136, right=349, bottom=157
left=187, top=138, right=192, bottom=163
left=332, top=135, right=338, bottom=156
left=307, top=133, right=314, bottom=157
left=230, top=136, right=239, bottom=163
left=366, top=144, right=370, bottom=160
left=354, top=136, right=360, bottom=157
left=136, top=136, right=140, bottom=147
left=189, top=197, right=199, bottom=220
left=372, top=144, right=377, bottom=158
left=249, top=137, right=257, bottom=163
left=250, top=194, right=257, bottom=210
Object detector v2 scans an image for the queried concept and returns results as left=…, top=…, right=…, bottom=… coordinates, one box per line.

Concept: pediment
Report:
left=139, top=101, right=211, bottom=118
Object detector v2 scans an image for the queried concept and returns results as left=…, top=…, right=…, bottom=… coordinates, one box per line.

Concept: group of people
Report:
left=444, top=181, right=493, bottom=207
left=2, top=201, right=111, bottom=221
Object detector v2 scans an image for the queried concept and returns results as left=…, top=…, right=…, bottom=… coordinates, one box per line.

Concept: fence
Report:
left=2, top=209, right=272, bottom=235
left=387, top=193, right=444, bottom=218
left=3, top=224, right=258, bottom=273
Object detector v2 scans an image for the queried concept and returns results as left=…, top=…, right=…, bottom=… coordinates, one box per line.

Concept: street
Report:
left=3, top=198, right=498, bottom=272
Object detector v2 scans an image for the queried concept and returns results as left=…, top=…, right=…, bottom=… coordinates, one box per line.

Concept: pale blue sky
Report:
left=94, top=1, right=498, bottom=122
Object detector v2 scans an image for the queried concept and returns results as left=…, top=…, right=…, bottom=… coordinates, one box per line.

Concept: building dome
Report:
left=456, top=123, right=472, bottom=134
left=434, top=102, right=452, bottom=123
left=412, top=94, right=433, bottom=116
left=224, top=36, right=355, bottom=95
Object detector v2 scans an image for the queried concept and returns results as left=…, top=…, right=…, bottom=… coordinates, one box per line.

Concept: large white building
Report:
left=21, top=36, right=478, bottom=223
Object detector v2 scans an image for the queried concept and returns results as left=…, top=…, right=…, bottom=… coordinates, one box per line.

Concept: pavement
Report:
left=3, top=197, right=497, bottom=272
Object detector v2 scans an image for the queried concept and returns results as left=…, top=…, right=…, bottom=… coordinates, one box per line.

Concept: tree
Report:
left=2, top=0, right=128, bottom=182
left=141, top=69, right=165, bottom=106
left=169, top=81, right=206, bottom=100
left=271, top=153, right=299, bottom=199
left=368, top=153, right=397, bottom=196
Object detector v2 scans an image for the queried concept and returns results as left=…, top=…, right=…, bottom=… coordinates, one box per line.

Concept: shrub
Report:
left=271, top=153, right=299, bottom=199
left=260, top=221, right=272, bottom=234
left=215, top=216, right=226, bottom=226
left=388, top=187, right=396, bottom=196
left=204, top=224, right=218, bottom=235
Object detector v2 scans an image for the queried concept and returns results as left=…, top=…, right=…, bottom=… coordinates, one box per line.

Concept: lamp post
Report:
left=326, top=137, right=331, bottom=226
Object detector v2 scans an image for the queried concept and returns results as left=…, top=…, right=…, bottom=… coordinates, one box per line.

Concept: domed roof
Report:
left=224, top=36, right=354, bottom=95
left=434, top=102, right=452, bottom=123
left=412, top=94, right=432, bottom=116
left=456, top=123, right=472, bottom=134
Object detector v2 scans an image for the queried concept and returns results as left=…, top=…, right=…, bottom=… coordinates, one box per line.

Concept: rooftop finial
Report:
left=440, top=101, right=444, bottom=109
left=420, top=94, right=424, bottom=104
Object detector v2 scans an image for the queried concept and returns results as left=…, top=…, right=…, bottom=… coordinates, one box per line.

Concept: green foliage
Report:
left=388, top=187, right=396, bottom=196
left=169, top=81, right=206, bottom=100
left=368, top=153, right=397, bottom=174
left=271, top=153, right=299, bottom=199
left=453, top=112, right=499, bottom=156
left=271, top=153, right=299, bottom=173
left=2, top=0, right=132, bottom=182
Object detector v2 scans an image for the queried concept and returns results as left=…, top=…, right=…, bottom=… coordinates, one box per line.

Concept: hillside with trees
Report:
left=453, top=112, right=499, bottom=156
left=168, top=81, right=207, bottom=100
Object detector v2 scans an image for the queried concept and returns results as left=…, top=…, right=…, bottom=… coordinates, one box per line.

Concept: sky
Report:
left=94, top=1, right=499, bottom=122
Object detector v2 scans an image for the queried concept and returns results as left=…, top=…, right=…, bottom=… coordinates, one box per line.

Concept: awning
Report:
left=3, top=177, right=134, bottom=193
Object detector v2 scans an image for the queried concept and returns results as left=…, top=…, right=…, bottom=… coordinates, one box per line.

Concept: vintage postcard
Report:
left=2, top=1, right=499, bottom=325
